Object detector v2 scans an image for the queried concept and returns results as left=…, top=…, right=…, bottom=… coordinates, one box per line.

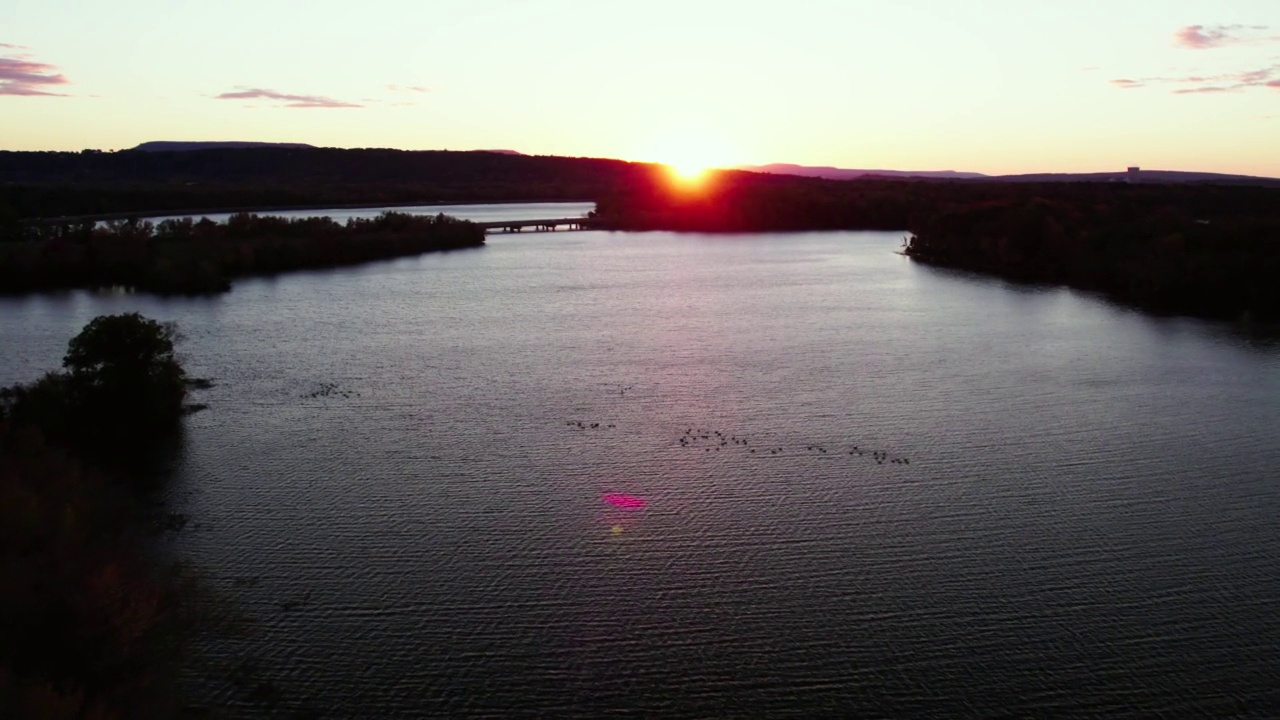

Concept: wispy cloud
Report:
left=1111, top=63, right=1280, bottom=94
left=1173, top=85, right=1233, bottom=94
left=1173, top=24, right=1278, bottom=49
left=0, top=44, right=70, bottom=96
left=382, top=84, right=430, bottom=107
left=214, top=87, right=361, bottom=108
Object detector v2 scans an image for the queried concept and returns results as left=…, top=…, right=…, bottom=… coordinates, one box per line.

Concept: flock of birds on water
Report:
left=297, top=380, right=912, bottom=466
left=301, top=382, right=360, bottom=400
left=566, top=421, right=617, bottom=430
left=563, top=419, right=912, bottom=467
left=675, top=427, right=912, bottom=465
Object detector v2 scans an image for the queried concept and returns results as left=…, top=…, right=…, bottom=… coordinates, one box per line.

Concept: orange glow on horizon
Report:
left=665, top=162, right=711, bottom=185
left=640, top=124, right=740, bottom=189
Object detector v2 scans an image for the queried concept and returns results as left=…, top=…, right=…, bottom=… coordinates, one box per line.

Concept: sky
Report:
left=3, top=0, right=1279, bottom=176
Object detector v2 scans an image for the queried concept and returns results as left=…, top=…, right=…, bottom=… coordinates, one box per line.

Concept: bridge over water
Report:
left=477, top=217, right=598, bottom=233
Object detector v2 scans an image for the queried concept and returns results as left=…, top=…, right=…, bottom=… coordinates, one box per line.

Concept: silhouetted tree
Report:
left=64, top=313, right=187, bottom=435
left=1, top=314, right=189, bottom=471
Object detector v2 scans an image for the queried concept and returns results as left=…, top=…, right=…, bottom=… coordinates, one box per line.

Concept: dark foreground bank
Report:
left=1, top=314, right=200, bottom=718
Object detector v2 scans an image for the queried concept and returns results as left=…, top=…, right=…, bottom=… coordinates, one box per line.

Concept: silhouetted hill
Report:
left=743, top=163, right=986, bottom=180
left=0, top=148, right=652, bottom=218
left=743, top=163, right=1280, bottom=187
left=4, top=147, right=1280, bottom=226
left=988, top=169, right=1280, bottom=186
left=131, top=141, right=317, bottom=152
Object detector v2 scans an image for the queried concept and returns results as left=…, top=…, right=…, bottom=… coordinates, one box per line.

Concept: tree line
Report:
left=902, top=192, right=1280, bottom=320
left=0, top=148, right=645, bottom=219
left=1, top=211, right=485, bottom=295
left=4, top=147, right=1278, bottom=319
left=591, top=173, right=1280, bottom=321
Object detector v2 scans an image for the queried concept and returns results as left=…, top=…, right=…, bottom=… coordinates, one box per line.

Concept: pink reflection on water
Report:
left=602, top=493, right=647, bottom=510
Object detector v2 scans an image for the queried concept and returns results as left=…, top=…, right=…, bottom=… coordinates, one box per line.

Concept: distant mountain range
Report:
left=741, top=163, right=986, bottom=180
left=123, top=142, right=1278, bottom=186
left=743, top=162, right=1280, bottom=186
left=130, top=141, right=526, bottom=155
left=131, top=141, right=318, bottom=152
left=984, top=169, right=1280, bottom=185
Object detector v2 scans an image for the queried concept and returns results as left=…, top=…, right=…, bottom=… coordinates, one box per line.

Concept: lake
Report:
left=3, top=202, right=1279, bottom=717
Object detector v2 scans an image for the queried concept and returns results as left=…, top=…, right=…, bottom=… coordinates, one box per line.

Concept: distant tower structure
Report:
left=1126, top=166, right=1141, bottom=184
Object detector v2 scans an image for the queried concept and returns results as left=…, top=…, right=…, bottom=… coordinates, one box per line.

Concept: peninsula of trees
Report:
left=1, top=211, right=484, bottom=295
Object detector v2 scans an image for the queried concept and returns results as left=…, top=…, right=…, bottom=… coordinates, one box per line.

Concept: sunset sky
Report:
left=3, top=0, right=1279, bottom=176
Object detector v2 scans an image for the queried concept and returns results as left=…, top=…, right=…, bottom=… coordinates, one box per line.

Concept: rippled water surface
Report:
left=3, top=206, right=1279, bottom=718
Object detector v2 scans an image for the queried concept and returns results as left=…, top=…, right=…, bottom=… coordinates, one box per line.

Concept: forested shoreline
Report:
left=591, top=174, right=1280, bottom=321
left=3, top=147, right=1278, bottom=319
left=1, top=211, right=485, bottom=295
left=902, top=196, right=1280, bottom=321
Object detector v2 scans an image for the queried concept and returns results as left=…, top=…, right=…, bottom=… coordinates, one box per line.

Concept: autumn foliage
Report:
left=1, top=314, right=196, bottom=718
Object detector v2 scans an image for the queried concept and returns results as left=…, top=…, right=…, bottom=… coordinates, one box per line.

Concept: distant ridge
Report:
left=131, top=141, right=317, bottom=152
left=741, top=162, right=1279, bottom=186
left=987, top=169, right=1280, bottom=186
left=132, top=142, right=524, bottom=155
left=742, top=163, right=987, bottom=180
left=116, top=149, right=1280, bottom=185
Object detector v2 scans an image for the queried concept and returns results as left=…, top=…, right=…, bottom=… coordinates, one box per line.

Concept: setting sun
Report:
left=666, top=161, right=710, bottom=183
left=637, top=123, right=741, bottom=186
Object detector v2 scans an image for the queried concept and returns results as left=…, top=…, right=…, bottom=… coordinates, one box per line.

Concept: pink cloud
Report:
left=1174, top=24, right=1277, bottom=49
left=0, top=46, right=70, bottom=96
left=1173, top=86, right=1234, bottom=94
left=1239, top=68, right=1275, bottom=84
left=214, top=87, right=361, bottom=108
left=1110, top=63, right=1280, bottom=95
